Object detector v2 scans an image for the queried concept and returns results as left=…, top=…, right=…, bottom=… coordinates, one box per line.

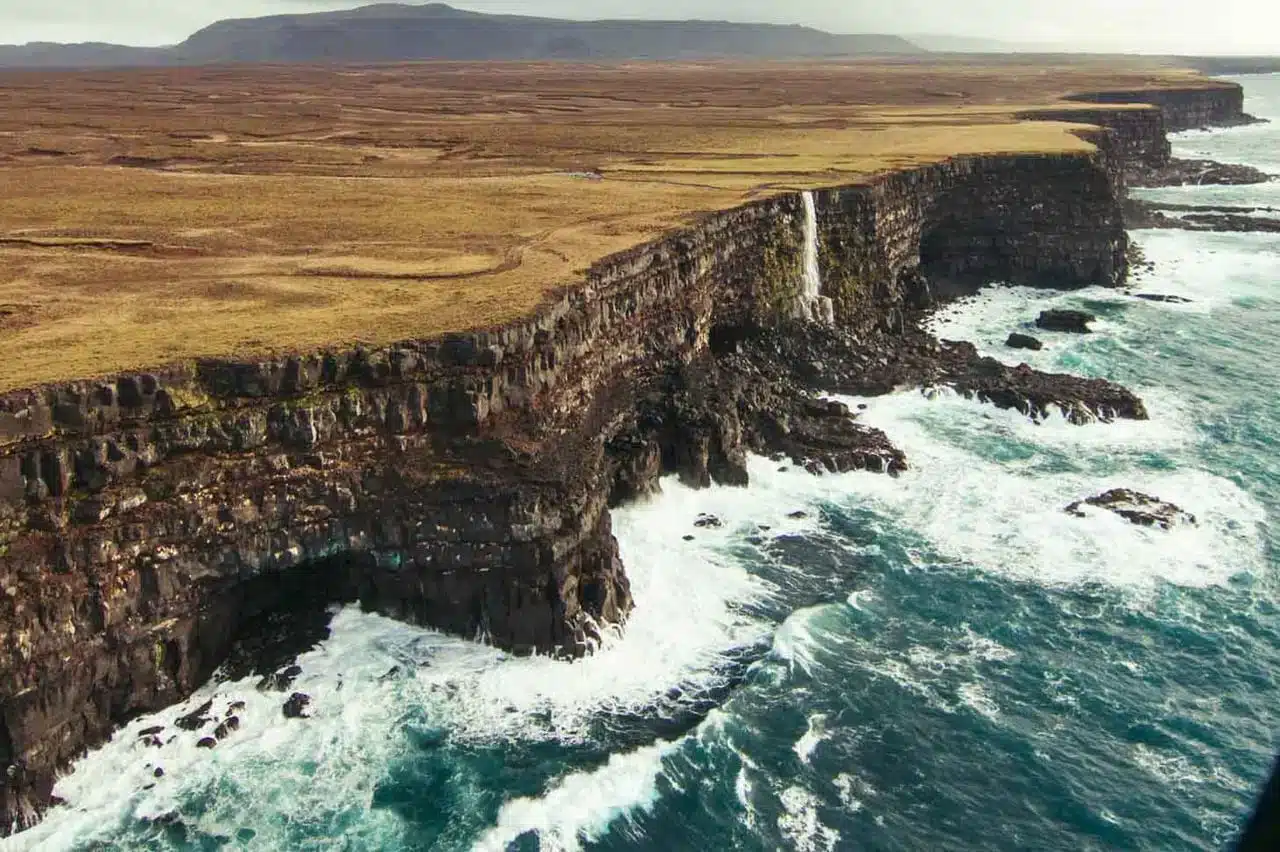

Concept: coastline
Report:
left=0, top=77, right=1271, bottom=836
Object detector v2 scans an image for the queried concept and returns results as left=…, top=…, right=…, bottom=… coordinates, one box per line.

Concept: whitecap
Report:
left=472, top=740, right=677, bottom=852
left=793, top=714, right=828, bottom=765
left=957, top=682, right=1001, bottom=722
left=832, top=772, right=876, bottom=814
left=820, top=393, right=1266, bottom=595
left=23, top=473, right=788, bottom=850
left=776, top=786, right=841, bottom=852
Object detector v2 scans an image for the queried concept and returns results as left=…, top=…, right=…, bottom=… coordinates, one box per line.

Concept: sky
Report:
left=2, top=0, right=1279, bottom=54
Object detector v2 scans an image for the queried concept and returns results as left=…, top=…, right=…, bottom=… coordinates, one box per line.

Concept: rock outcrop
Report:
left=1037, top=310, right=1097, bottom=334
left=1130, top=158, right=1272, bottom=188
left=1007, top=333, right=1044, bottom=351
left=0, top=81, right=1247, bottom=834
left=1067, top=489, right=1197, bottom=530
left=1125, top=199, right=1280, bottom=234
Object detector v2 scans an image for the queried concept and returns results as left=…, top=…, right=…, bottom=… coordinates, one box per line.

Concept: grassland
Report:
left=0, top=60, right=1215, bottom=391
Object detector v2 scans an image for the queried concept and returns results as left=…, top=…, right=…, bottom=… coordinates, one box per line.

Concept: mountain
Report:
left=0, top=42, right=168, bottom=68
left=0, top=3, right=921, bottom=68
left=902, top=34, right=1025, bottom=53
left=903, top=34, right=1095, bottom=54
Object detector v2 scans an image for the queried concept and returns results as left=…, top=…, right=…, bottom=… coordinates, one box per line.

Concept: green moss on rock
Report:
left=753, top=209, right=805, bottom=325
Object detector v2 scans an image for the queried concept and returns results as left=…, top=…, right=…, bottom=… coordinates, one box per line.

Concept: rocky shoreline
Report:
left=1125, top=199, right=1280, bottom=233
left=1129, top=157, right=1273, bottom=188
left=0, top=81, right=1264, bottom=835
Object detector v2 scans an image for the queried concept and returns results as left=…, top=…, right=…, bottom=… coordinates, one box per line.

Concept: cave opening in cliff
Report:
left=203, top=556, right=362, bottom=687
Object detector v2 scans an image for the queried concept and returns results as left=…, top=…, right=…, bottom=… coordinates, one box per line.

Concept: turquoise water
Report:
left=11, top=76, right=1280, bottom=852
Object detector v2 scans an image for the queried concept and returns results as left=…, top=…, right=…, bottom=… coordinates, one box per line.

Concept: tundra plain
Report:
left=0, top=60, right=1213, bottom=390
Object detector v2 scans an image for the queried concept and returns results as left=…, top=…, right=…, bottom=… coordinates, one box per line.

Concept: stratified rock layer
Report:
left=0, top=82, right=1249, bottom=834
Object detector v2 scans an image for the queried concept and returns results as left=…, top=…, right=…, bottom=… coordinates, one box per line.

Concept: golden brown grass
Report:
left=0, top=60, right=1220, bottom=391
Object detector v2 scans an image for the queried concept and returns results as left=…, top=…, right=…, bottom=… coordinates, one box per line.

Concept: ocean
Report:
left=11, top=75, right=1280, bottom=852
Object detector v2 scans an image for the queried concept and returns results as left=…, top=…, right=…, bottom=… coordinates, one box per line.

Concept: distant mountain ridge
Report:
left=0, top=2, right=922, bottom=68
left=0, top=42, right=169, bottom=68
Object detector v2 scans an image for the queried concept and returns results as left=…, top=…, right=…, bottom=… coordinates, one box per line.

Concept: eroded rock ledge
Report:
left=0, top=82, right=1248, bottom=833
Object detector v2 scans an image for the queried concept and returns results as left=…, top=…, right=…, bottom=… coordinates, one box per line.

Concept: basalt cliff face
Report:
left=1018, top=106, right=1172, bottom=172
left=0, top=82, right=1247, bottom=834
left=1067, top=82, right=1256, bottom=132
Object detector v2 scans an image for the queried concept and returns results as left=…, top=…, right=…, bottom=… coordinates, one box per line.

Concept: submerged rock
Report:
left=1132, top=158, right=1273, bottom=188
left=1135, top=293, right=1194, bottom=304
left=283, top=693, right=312, bottom=720
left=693, top=514, right=723, bottom=529
left=1036, top=310, right=1096, bottom=334
left=174, top=701, right=214, bottom=732
left=1123, top=198, right=1280, bottom=233
left=258, top=665, right=303, bottom=693
left=1066, top=489, right=1197, bottom=530
left=214, top=717, right=240, bottom=741
left=196, top=737, right=217, bottom=750
left=1181, top=212, right=1280, bottom=233
left=1006, top=333, right=1044, bottom=351
left=937, top=341, right=1147, bottom=424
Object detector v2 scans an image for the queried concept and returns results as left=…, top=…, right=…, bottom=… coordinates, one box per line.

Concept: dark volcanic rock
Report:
left=174, top=701, right=214, bottom=732
left=693, top=514, right=723, bottom=529
left=1135, top=293, right=1193, bottom=304
left=614, top=324, right=909, bottom=494
left=714, top=317, right=1147, bottom=428
left=1131, top=157, right=1272, bottom=188
left=283, top=694, right=312, bottom=720
left=1066, top=489, right=1197, bottom=530
left=1123, top=199, right=1280, bottom=233
left=196, top=737, right=218, bottom=750
left=937, top=341, right=1147, bottom=424
left=1181, top=213, right=1280, bottom=233
left=213, top=717, right=240, bottom=741
left=137, top=726, right=165, bottom=738
left=221, top=581, right=337, bottom=690
left=1036, top=310, right=1096, bottom=334
left=1006, top=333, right=1044, bottom=351
left=258, top=666, right=303, bottom=693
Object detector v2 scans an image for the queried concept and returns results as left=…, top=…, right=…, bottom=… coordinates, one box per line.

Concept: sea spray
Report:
left=16, top=477, right=786, bottom=851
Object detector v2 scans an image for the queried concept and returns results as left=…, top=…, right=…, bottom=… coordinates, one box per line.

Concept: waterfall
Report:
left=798, top=191, right=835, bottom=325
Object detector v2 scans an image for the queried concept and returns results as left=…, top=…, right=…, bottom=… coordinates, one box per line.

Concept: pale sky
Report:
left=2, top=0, right=1279, bottom=54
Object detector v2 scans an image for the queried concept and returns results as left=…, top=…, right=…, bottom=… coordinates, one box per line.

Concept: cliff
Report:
left=1017, top=106, right=1171, bottom=170
left=1066, top=82, right=1254, bottom=131
left=1020, top=79, right=1257, bottom=185
left=0, top=82, right=1245, bottom=834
